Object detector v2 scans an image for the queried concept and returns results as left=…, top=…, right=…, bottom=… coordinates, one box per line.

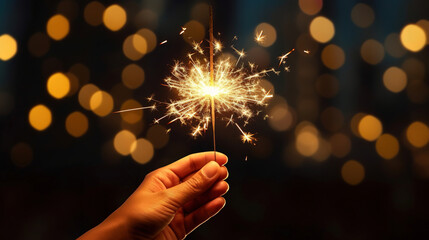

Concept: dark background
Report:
left=1, top=0, right=429, bottom=239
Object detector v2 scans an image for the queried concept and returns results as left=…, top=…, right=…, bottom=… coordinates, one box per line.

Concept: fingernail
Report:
left=202, top=161, right=219, bottom=178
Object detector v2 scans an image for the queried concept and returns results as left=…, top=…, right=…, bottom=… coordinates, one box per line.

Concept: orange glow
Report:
left=375, top=134, right=399, bottom=160
left=89, top=90, right=114, bottom=117
left=47, top=14, right=70, bottom=40
left=309, top=16, right=335, bottom=43
left=114, top=130, right=136, bottom=156
left=358, top=115, right=383, bottom=141
left=131, top=138, right=154, bottom=164
left=400, top=24, right=426, bottom=52
left=0, top=34, right=18, bottom=61
left=29, top=104, right=52, bottom=131
left=406, top=121, right=429, bottom=148
left=341, top=160, right=365, bottom=186
left=103, top=4, right=127, bottom=31
left=47, top=72, right=70, bottom=99
left=65, top=111, right=89, bottom=137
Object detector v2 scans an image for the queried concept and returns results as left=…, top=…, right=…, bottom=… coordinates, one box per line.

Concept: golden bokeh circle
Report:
left=254, top=22, right=277, bottom=47
left=114, top=130, right=136, bottom=156
left=84, top=1, right=105, bottom=26
left=131, top=138, right=154, bottom=164
left=89, top=90, right=114, bottom=117
left=400, top=24, right=427, bottom=52
left=29, top=104, right=52, bottom=131
left=309, top=16, right=335, bottom=43
left=382, top=67, right=407, bottom=93
left=46, top=14, right=70, bottom=40
left=358, top=115, right=383, bottom=141
left=298, top=0, right=323, bottom=16
left=47, top=72, right=70, bottom=99
left=351, top=3, right=375, bottom=28
left=0, top=34, right=18, bottom=61
left=65, top=111, right=89, bottom=137
left=78, top=84, right=99, bottom=110
left=375, top=134, right=399, bottom=160
left=341, top=160, right=365, bottom=186
left=321, top=44, right=345, bottom=70
left=103, top=4, right=127, bottom=31
left=360, top=39, right=384, bottom=65
left=406, top=121, right=429, bottom=148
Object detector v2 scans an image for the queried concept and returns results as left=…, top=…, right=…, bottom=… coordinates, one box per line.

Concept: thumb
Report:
left=165, top=161, right=220, bottom=208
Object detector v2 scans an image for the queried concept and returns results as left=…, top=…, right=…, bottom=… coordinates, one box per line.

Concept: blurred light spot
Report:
left=122, top=64, right=145, bottom=89
left=341, top=160, right=365, bottom=186
left=131, top=138, right=154, bottom=164
left=407, top=79, right=429, bottom=104
left=120, top=99, right=143, bottom=124
left=330, top=133, right=351, bottom=158
left=309, top=16, right=335, bottom=43
left=416, top=19, right=429, bottom=45
left=296, top=33, right=318, bottom=56
left=376, top=134, right=399, bottom=160
left=315, top=74, right=338, bottom=98
left=254, top=22, right=277, bottom=47
left=123, top=34, right=144, bottom=61
left=11, top=142, right=33, bottom=167
left=136, top=28, right=157, bottom=53
left=47, top=72, right=70, bottom=99
left=0, top=92, right=14, bottom=115
left=89, top=90, right=114, bottom=117
left=321, top=44, right=345, bottom=70
left=191, top=3, right=209, bottom=26
left=79, top=84, right=99, bottom=110
left=103, top=4, right=127, bottom=31
left=299, top=0, right=323, bottom=16
left=65, top=111, right=88, bottom=137
left=28, top=32, right=50, bottom=57
left=84, top=1, right=105, bottom=26
left=69, top=63, right=90, bottom=85
left=0, top=34, right=18, bottom=61
left=66, top=72, right=79, bottom=96
left=295, top=123, right=319, bottom=157
left=358, top=115, right=383, bottom=141
left=57, top=0, right=79, bottom=20
left=400, top=24, right=426, bottom=52
left=146, top=125, right=170, bottom=149
left=406, top=121, right=429, bottom=148
left=401, top=57, right=425, bottom=80
left=351, top=3, right=375, bottom=28
left=47, top=14, right=70, bottom=40
left=182, top=20, right=205, bottom=44
left=383, top=67, right=407, bottom=93
left=360, top=39, right=384, bottom=65
left=132, top=34, right=147, bottom=54
left=313, top=138, right=331, bottom=162
left=268, top=104, right=293, bottom=131
left=29, top=104, right=52, bottom=131
left=114, top=130, right=136, bottom=156
left=320, top=106, right=344, bottom=132
left=384, top=33, right=406, bottom=58
left=350, top=113, right=366, bottom=137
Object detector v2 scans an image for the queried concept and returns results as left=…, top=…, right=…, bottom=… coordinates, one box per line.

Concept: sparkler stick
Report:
left=209, top=6, right=217, bottom=160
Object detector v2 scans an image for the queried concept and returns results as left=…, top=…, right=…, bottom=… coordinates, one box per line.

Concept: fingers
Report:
left=164, top=152, right=228, bottom=179
left=184, top=197, right=226, bottom=235
left=183, top=180, right=229, bottom=214
left=164, top=161, right=221, bottom=208
left=182, top=166, right=228, bottom=183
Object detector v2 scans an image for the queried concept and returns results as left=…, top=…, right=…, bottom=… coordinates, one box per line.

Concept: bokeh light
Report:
left=360, top=39, right=384, bottom=65
left=46, top=14, right=70, bottom=40
left=84, top=1, right=105, bottom=26
left=27, top=32, right=50, bottom=57
left=321, top=44, right=345, bottom=69
left=254, top=22, right=277, bottom=47
left=136, top=28, right=157, bottom=53
left=298, top=0, right=323, bottom=16
left=131, top=138, right=154, bottom=164
left=29, top=104, right=52, bottom=131
left=10, top=142, right=33, bottom=167
left=375, top=134, right=399, bottom=160
left=330, top=133, right=351, bottom=158
left=350, top=3, right=375, bottom=28
left=309, top=16, right=335, bottom=43
left=89, top=90, right=114, bottom=117
left=358, top=114, right=383, bottom=141
left=120, top=99, right=143, bottom=124
left=0, top=34, right=18, bottom=61
left=113, top=130, right=136, bottom=156
left=103, top=4, right=127, bottom=31
left=122, top=64, right=145, bottom=89
left=268, top=104, right=294, bottom=131
left=146, top=125, right=170, bottom=149
left=382, top=67, right=407, bottom=93
left=47, top=72, right=70, bottom=99
left=182, top=20, right=205, bottom=44
left=123, top=34, right=145, bottom=61
left=295, top=122, right=319, bottom=157
left=65, top=111, right=89, bottom=138
left=78, top=84, right=99, bottom=110
left=341, top=160, right=365, bottom=186
left=406, top=121, right=429, bottom=148
left=384, top=33, right=406, bottom=58
left=400, top=24, right=427, bottom=52
left=132, top=34, right=147, bottom=54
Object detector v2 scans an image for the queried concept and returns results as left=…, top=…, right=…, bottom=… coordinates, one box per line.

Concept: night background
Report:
left=1, top=0, right=429, bottom=239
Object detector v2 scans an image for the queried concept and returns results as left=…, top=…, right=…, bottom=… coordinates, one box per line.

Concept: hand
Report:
left=78, top=151, right=229, bottom=240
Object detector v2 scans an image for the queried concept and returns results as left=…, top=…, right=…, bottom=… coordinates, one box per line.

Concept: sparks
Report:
left=304, top=49, right=310, bottom=54
left=284, top=66, right=291, bottom=72
left=278, top=48, right=295, bottom=66
left=234, top=123, right=256, bottom=144
left=179, top=27, right=187, bottom=35
left=255, top=30, right=266, bottom=43
left=160, top=40, right=168, bottom=45
left=231, top=45, right=246, bottom=65
left=113, top=105, right=156, bottom=114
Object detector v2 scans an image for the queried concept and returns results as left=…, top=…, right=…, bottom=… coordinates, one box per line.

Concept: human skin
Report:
left=78, top=152, right=229, bottom=240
